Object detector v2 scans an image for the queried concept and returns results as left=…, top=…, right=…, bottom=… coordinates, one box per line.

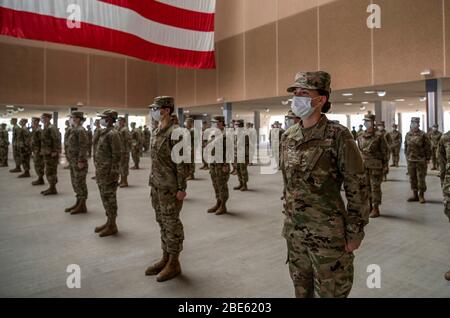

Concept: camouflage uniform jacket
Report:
left=358, top=132, right=389, bottom=169
left=438, top=132, right=450, bottom=196
left=387, top=130, right=402, bottom=148
left=31, top=127, right=42, bottom=154
left=281, top=116, right=369, bottom=247
left=376, top=129, right=392, bottom=147
left=93, top=128, right=102, bottom=154
left=405, top=130, right=431, bottom=162
left=428, top=130, right=442, bottom=148
left=17, top=126, right=31, bottom=153
left=66, top=125, right=89, bottom=164
left=131, top=128, right=141, bottom=150
left=149, top=121, right=187, bottom=191
left=0, top=128, right=9, bottom=147
left=41, top=124, right=61, bottom=155
left=12, top=124, right=20, bottom=146
left=118, top=127, right=131, bottom=153
left=95, top=126, right=121, bottom=185
left=87, top=129, right=93, bottom=146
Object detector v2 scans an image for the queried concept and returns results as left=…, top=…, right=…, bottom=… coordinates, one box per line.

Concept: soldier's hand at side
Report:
left=77, top=161, right=86, bottom=169
left=345, top=240, right=361, bottom=253
left=176, top=191, right=187, bottom=201
left=222, top=165, right=229, bottom=173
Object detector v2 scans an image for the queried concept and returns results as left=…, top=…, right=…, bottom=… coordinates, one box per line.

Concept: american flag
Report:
left=0, top=0, right=216, bottom=69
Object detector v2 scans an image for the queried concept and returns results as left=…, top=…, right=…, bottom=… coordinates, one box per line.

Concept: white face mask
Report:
left=211, top=122, right=218, bottom=129
left=291, top=96, right=317, bottom=119
left=377, top=126, right=384, bottom=131
left=100, top=119, right=108, bottom=127
left=69, top=118, right=75, bottom=127
left=151, top=109, right=161, bottom=122
left=364, top=121, right=373, bottom=129
left=410, top=123, right=419, bottom=130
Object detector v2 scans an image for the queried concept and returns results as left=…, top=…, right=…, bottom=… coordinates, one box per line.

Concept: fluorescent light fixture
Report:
left=395, top=99, right=405, bottom=102
left=364, top=91, right=375, bottom=94
left=345, top=103, right=353, bottom=106
left=6, top=105, right=14, bottom=108
left=342, top=93, right=353, bottom=97
left=360, top=106, right=366, bottom=111
left=217, top=97, right=224, bottom=102
left=266, top=108, right=270, bottom=113
left=362, top=102, right=369, bottom=105
left=377, top=91, right=386, bottom=97
left=420, top=70, right=431, bottom=76
left=203, top=113, right=208, bottom=116
left=419, top=97, right=426, bottom=102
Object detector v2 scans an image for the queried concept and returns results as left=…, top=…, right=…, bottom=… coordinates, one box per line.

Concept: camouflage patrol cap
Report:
left=287, top=71, right=331, bottom=93
left=118, top=116, right=126, bottom=122
left=150, top=96, right=175, bottom=109
left=185, top=117, right=194, bottom=123
left=432, top=123, right=438, bottom=128
left=363, top=113, right=376, bottom=121
left=236, top=119, right=244, bottom=126
left=41, top=113, right=52, bottom=118
left=377, top=121, right=385, bottom=126
left=70, top=111, right=85, bottom=120
left=20, top=118, right=28, bottom=123
left=273, top=121, right=282, bottom=126
left=211, top=116, right=225, bottom=123
left=0, top=123, right=6, bottom=127
left=286, top=109, right=297, bottom=118
left=411, top=117, right=420, bottom=123
left=98, top=109, right=118, bottom=119
left=32, top=117, right=40, bottom=121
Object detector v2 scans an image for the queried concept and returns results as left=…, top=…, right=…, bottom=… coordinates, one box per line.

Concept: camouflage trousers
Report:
left=43, top=154, right=58, bottom=185
left=407, top=160, right=427, bottom=192
left=0, top=145, right=8, bottom=165
left=87, top=144, right=92, bottom=158
left=98, top=181, right=118, bottom=217
left=19, top=149, right=31, bottom=171
left=12, top=144, right=20, bottom=167
left=151, top=187, right=184, bottom=254
left=365, top=168, right=383, bottom=206
left=120, top=152, right=129, bottom=177
left=131, top=148, right=140, bottom=167
left=33, top=153, right=44, bottom=177
left=390, top=146, right=400, bottom=165
left=237, top=163, right=248, bottom=184
left=69, top=162, right=88, bottom=200
left=431, top=146, right=438, bottom=168
left=209, top=163, right=230, bottom=202
left=283, top=219, right=354, bottom=298
left=187, top=163, right=195, bottom=177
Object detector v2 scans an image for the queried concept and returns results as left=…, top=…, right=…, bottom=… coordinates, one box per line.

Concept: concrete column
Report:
left=176, top=108, right=184, bottom=127
left=53, top=111, right=58, bottom=127
left=397, top=112, right=402, bottom=135
left=346, top=115, right=351, bottom=130
left=124, top=113, right=129, bottom=125
left=425, top=78, right=444, bottom=131
left=254, top=111, right=260, bottom=151
left=223, top=102, right=232, bottom=127
left=374, top=101, right=396, bottom=129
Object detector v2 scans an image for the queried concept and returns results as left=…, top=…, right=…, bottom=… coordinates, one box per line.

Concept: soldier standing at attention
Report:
left=130, top=122, right=141, bottom=170
left=9, top=118, right=22, bottom=173
left=184, top=118, right=195, bottom=180
left=387, top=124, right=402, bottom=167
left=405, top=117, right=431, bottom=203
left=233, top=119, right=250, bottom=191
left=437, top=129, right=450, bottom=280
left=357, top=113, right=389, bottom=218
left=40, top=113, right=61, bottom=195
left=375, top=121, right=391, bottom=181
left=92, top=119, right=101, bottom=180
left=428, top=124, right=442, bottom=171
left=207, top=116, right=230, bottom=215
left=281, top=71, right=369, bottom=298
left=146, top=96, right=187, bottom=282
left=17, top=118, right=31, bottom=178
left=65, top=112, right=89, bottom=215
left=30, top=117, right=45, bottom=185
left=118, top=117, right=131, bottom=188
left=86, top=125, right=93, bottom=159
left=0, top=123, right=9, bottom=167
left=351, top=126, right=358, bottom=140
left=94, top=110, right=121, bottom=237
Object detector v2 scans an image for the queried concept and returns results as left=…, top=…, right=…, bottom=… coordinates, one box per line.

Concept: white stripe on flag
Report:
left=0, top=0, right=214, bottom=52
left=156, top=0, right=216, bottom=14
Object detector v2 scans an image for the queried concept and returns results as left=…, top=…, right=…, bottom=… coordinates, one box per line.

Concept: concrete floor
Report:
left=0, top=152, right=449, bottom=298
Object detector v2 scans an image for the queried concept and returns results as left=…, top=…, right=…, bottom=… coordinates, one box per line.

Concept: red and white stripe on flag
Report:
left=0, top=0, right=216, bottom=69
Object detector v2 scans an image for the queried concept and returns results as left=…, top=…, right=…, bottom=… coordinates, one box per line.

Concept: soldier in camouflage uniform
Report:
left=357, top=113, right=389, bottom=218
left=9, top=118, right=22, bottom=173
left=281, top=71, right=369, bottom=298
left=428, top=124, right=442, bottom=171
left=146, top=96, right=187, bottom=282
left=233, top=119, right=250, bottom=191
left=184, top=117, right=195, bottom=180
left=30, top=117, right=45, bottom=185
left=17, top=119, right=31, bottom=178
left=0, top=123, right=9, bottom=167
left=63, top=120, right=72, bottom=170
left=118, top=117, right=131, bottom=188
left=86, top=125, right=93, bottom=158
left=92, top=119, right=101, bottom=180
left=130, top=122, right=142, bottom=170
left=65, top=112, right=89, bottom=215
left=405, top=117, right=431, bottom=203
left=40, top=113, right=61, bottom=195
left=207, top=116, right=230, bottom=215
left=94, top=110, right=122, bottom=237
left=437, top=130, right=450, bottom=280
left=375, top=121, right=391, bottom=181
left=387, top=124, right=402, bottom=167
left=143, top=125, right=151, bottom=152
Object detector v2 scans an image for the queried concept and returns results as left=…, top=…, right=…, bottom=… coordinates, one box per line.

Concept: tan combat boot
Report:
left=215, top=201, right=227, bottom=215
left=419, top=191, right=426, bottom=204
left=71, top=199, right=87, bottom=214
left=369, top=205, right=380, bottom=218
left=95, top=218, right=109, bottom=233
left=41, top=183, right=57, bottom=196
left=31, top=176, right=45, bottom=185
left=407, top=191, right=419, bottom=202
left=99, top=216, right=118, bottom=237
left=233, top=183, right=243, bottom=190
left=65, top=199, right=80, bottom=213
left=207, top=200, right=221, bottom=213
left=240, top=183, right=248, bottom=191
left=145, top=251, right=169, bottom=276
left=445, top=270, right=450, bottom=281
left=119, top=175, right=128, bottom=188
left=18, top=170, right=30, bottom=178
left=156, top=253, right=181, bottom=282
